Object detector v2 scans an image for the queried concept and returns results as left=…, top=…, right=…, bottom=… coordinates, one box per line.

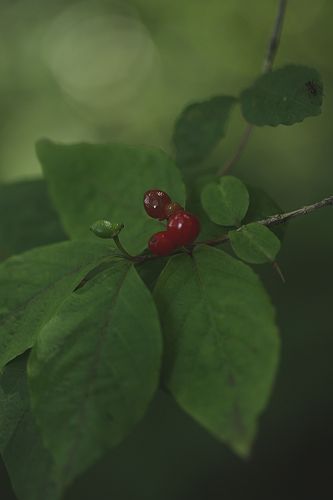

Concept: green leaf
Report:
left=241, top=65, right=323, bottom=126
left=229, top=223, right=281, bottom=264
left=244, top=185, right=285, bottom=240
left=201, top=176, right=249, bottom=226
left=154, top=246, right=279, bottom=457
left=0, top=354, right=61, bottom=500
left=173, top=96, right=237, bottom=165
left=0, top=180, right=66, bottom=261
left=0, top=240, right=113, bottom=370
left=36, top=140, right=185, bottom=254
left=185, top=174, right=225, bottom=241
left=28, top=261, right=162, bottom=487
left=136, top=258, right=168, bottom=292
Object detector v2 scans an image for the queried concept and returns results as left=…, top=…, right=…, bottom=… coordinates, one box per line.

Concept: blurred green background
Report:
left=1, top=0, right=333, bottom=499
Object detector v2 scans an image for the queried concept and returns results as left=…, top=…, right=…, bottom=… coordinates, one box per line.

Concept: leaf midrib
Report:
left=62, top=263, right=131, bottom=484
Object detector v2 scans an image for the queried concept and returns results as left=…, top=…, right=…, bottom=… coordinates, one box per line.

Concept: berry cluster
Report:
left=144, top=189, right=200, bottom=256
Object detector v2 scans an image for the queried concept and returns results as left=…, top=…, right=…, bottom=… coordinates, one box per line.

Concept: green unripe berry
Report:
left=90, top=220, right=124, bottom=239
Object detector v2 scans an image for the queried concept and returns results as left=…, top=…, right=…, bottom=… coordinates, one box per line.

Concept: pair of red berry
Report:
left=144, top=189, right=200, bottom=256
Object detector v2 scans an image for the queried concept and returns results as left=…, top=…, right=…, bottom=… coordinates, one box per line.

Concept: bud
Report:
left=90, top=220, right=124, bottom=239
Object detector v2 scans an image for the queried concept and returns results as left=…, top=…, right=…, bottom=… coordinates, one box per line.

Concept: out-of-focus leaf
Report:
left=241, top=65, right=323, bottom=126
left=0, top=354, right=61, bottom=500
left=0, top=180, right=66, bottom=261
left=173, top=96, right=237, bottom=165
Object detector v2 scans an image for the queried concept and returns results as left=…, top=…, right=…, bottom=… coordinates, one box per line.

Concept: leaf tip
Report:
left=35, top=138, right=56, bottom=162
left=229, top=438, right=253, bottom=460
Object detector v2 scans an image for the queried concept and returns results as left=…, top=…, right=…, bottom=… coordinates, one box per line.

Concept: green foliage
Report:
left=136, top=257, right=168, bottom=292
left=0, top=180, right=66, bottom=261
left=154, top=246, right=279, bottom=457
left=0, top=354, right=61, bottom=500
left=36, top=139, right=185, bottom=254
left=0, top=240, right=113, bottom=370
left=185, top=174, right=224, bottom=240
left=201, top=176, right=249, bottom=226
left=28, top=262, right=162, bottom=486
left=244, top=185, right=285, bottom=240
left=0, top=28, right=326, bottom=500
left=173, top=96, right=237, bottom=165
left=229, top=223, right=281, bottom=264
left=241, top=65, right=323, bottom=126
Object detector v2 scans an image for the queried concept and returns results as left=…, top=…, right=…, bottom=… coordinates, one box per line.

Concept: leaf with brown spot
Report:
left=154, top=246, right=279, bottom=457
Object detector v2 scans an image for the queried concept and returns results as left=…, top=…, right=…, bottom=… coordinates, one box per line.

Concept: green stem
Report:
left=113, top=235, right=135, bottom=260
left=217, top=0, right=288, bottom=176
left=273, top=261, right=286, bottom=284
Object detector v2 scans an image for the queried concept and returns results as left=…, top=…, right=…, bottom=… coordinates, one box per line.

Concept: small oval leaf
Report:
left=229, top=223, right=281, bottom=264
left=201, top=176, right=249, bottom=226
left=241, top=65, right=323, bottom=126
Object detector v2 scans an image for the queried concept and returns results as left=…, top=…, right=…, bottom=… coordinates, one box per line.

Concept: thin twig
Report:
left=262, top=0, right=288, bottom=73
left=218, top=124, right=253, bottom=176
left=136, top=195, right=333, bottom=263
left=218, top=0, right=288, bottom=176
left=257, top=195, right=333, bottom=227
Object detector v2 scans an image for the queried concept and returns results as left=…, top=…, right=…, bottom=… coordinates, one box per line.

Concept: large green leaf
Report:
left=229, top=223, right=281, bottom=264
left=136, top=257, right=168, bottom=292
left=28, top=261, right=162, bottom=487
left=0, top=354, right=61, bottom=500
left=36, top=140, right=185, bottom=254
left=154, top=246, right=279, bottom=456
left=0, top=240, right=114, bottom=370
left=201, top=176, right=249, bottom=226
left=0, top=180, right=66, bottom=261
left=241, top=65, right=323, bottom=126
left=173, top=95, right=237, bottom=165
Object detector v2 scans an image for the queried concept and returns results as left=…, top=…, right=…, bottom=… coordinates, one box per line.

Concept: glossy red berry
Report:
left=167, top=211, right=200, bottom=246
left=148, top=231, right=177, bottom=256
left=164, top=201, right=184, bottom=218
left=143, top=189, right=171, bottom=220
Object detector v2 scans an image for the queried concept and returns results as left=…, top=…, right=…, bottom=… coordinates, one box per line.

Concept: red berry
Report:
left=167, top=211, right=200, bottom=246
left=148, top=231, right=177, bottom=256
left=164, top=202, right=184, bottom=218
left=143, top=189, right=171, bottom=220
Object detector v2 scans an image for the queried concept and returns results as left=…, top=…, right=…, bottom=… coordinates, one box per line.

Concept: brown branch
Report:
left=258, top=195, right=333, bottom=227
left=136, top=195, right=333, bottom=263
left=201, top=195, right=333, bottom=247
left=218, top=0, right=288, bottom=176
left=217, top=124, right=253, bottom=177
left=262, top=0, right=288, bottom=73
